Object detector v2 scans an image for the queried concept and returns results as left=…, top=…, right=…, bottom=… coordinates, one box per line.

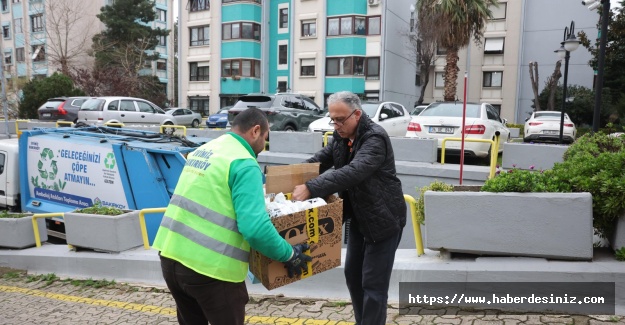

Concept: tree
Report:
left=18, top=73, right=84, bottom=119
left=92, top=0, right=170, bottom=78
left=417, top=0, right=498, bottom=101
left=537, top=84, right=613, bottom=126
left=40, top=0, right=96, bottom=75
left=529, top=62, right=541, bottom=111
left=411, top=2, right=441, bottom=105
left=545, top=61, right=562, bottom=111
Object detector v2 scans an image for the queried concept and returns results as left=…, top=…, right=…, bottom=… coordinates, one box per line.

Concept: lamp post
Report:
left=583, top=0, right=610, bottom=133
left=554, top=21, right=580, bottom=144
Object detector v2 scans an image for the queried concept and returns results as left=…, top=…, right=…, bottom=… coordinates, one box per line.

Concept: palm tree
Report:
left=417, top=0, right=498, bottom=101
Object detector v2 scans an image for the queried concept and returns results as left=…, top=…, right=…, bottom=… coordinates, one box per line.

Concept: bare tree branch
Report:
left=529, top=61, right=541, bottom=111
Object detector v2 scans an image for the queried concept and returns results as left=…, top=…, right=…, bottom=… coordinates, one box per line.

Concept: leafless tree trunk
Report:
left=545, top=60, right=562, bottom=111
left=42, top=0, right=96, bottom=75
left=529, top=61, right=541, bottom=111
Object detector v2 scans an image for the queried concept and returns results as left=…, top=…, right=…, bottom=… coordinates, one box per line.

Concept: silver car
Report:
left=78, top=97, right=176, bottom=126
left=165, top=108, right=202, bottom=128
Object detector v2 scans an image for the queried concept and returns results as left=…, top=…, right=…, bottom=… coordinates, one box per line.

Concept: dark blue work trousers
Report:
left=344, top=221, right=402, bottom=325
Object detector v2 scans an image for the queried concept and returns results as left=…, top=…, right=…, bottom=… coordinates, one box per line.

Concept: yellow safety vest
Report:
left=152, top=134, right=257, bottom=282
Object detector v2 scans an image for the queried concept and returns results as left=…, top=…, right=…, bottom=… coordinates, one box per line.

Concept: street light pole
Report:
left=592, top=0, right=610, bottom=133
left=555, top=21, right=580, bottom=144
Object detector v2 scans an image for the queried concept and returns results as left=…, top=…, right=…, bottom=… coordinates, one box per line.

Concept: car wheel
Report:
left=191, top=119, right=200, bottom=128
left=163, top=122, right=175, bottom=135
left=523, top=138, right=531, bottom=143
left=283, top=125, right=296, bottom=132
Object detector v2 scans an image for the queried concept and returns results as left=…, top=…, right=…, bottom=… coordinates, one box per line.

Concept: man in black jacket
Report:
left=292, top=91, right=406, bottom=325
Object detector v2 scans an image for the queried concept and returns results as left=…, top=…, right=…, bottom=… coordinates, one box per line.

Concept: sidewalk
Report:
left=1, top=267, right=623, bottom=325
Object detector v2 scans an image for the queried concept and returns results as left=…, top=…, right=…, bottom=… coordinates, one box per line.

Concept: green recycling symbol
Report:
left=32, top=147, right=66, bottom=191
left=104, top=153, right=116, bottom=169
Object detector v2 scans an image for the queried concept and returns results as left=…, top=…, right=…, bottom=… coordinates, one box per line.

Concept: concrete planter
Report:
left=424, top=192, right=593, bottom=260
left=0, top=214, right=47, bottom=249
left=390, top=138, right=438, bottom=163
left=502, top=142, right=568, bottom=170
left=508, top=128, right=520, bottom=138
left=612, top=213, right=625, bottom=251
left=64, top=210, right=142, bottom=253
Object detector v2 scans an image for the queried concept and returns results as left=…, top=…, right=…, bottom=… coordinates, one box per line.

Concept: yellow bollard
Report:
left=31, top=213, right=65, bottom=248
left=323, top=131, right=333, bottom=147
left=403, top=195, right=425, bottom=256
left=160, top=124, right=186, bottom=136
left=138, top=208, right=166, bottom=249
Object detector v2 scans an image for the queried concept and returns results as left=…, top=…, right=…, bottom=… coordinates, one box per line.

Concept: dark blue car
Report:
left=206, top=108, right=231, bottom=128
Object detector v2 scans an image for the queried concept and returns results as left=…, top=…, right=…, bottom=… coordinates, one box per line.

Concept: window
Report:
left=15, top=47, right=24, bottom=62
left=189, top=62, right=209, bottom=81
left=190, top=0, right=209, bottom=12
left=365, top=57, right=380, bottom=79
left=31, top=14, right=43, bottom=32
left=2, top=25, right=9, bottom=39
left=107, top=100, right=119, bottom=111
left=11, top=0, right=19, bottom=3
left=354, top=17, right=366, bottom=35
left=222, top=22, right=260, bottom=41
left=367, top=16, right=381, bottom=35
left=435, top=72, right=445, bottom=87
left=279, top=8, right=288, bottom=29
left=489, top=3, right=506, bottom=20
left=301, top=20, right=316, bottom=37
left=277, top=81, right=287, bottom=93
left=189, top=97, right=209, bottom=116
left=120, top=100, right=136, bottom=112
left=1, top=0, right=7, bottom=11
left=278, top=44, right=287, bottom=65
left=327, top=18, right=339, bottom=36
left=222, top=0, right=261, bottom=3
left=484, top=37, right=504, bottom=54
left=158, top=35, right=166, bottom=46
left=157, top=61, right=166, bottom=70
left=436, top=45, right=446, bottom=55
left=32, top=45, right=45, bottom=61
left=486, top=105, right=500, bottom=121
left=491, top=104, right=501, bottom=115
left=13, top=18, right=21, bottom=34
left=136, top=101, right=155, bottom=113
left=221, top=59, right=260, bottom=77
left=4, top=52, right=11, bottom=65
left=157, top=9, right=166, bottom=21
left=190, top=25, right=210, bottom=46
left=353, top=57, right=364, bottom=75
left=340, top=16, right=352, bottom=35
left=483, top=71, right=503, bottom=87
left=300, top=58, right=315, bottom=76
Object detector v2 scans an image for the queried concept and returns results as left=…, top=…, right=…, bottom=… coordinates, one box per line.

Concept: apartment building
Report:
left=421, top=0, right=598, bottom=124
left=180, top=0, right=419, bottom=116
left=0, top=0, right=175, bottom=101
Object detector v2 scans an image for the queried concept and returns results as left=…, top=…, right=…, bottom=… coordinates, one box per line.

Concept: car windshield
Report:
left=218, top=109, right=229, bottom=114
left=80, top=99, right=105, bottom=111
left=411, top=106, right=426, bottom=116
left=534, top=112, right=563, bottom=119
left=420, top=103, right=481, bottom=118
left=233, top=96, right=273, bottom=109
left=361, top=103, right=379, bottom=117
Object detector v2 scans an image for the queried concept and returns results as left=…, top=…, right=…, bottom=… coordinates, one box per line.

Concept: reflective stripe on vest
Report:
left=169, top=194, right=239, bottom=233
left=160, top=215, right=249, bottom=263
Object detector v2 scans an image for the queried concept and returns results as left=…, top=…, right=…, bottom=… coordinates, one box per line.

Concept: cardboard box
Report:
left=250, top=163, right=343, bottom=290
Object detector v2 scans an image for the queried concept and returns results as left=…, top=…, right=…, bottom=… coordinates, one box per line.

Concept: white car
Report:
left=165, top=108, right=202, bottom=128
left=405, top=102, right=510, bottom=160
left=307, top=101, right=411, bottom=137
left=78, top=97, right=176, bottom=126
left=524, top=111, right=576, bottom=144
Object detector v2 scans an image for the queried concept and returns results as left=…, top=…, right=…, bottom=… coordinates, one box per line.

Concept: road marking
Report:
left=0, top=285, right=355, bottom=325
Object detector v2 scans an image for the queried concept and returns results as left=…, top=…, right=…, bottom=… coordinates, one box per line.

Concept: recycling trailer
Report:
left=19, top=126, right=211, bottom=243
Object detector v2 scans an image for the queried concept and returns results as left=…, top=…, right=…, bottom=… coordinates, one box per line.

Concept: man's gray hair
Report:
left=327, top=91, right=362, bottom=111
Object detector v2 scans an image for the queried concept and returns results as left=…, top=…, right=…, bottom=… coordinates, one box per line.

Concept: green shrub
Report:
left=75, top=202, right=124, bottom=216
left=415, top=181, right=454, bottom=224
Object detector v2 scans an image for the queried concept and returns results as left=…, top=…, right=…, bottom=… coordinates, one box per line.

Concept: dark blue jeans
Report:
left=344, top=222, right=402, bottom=325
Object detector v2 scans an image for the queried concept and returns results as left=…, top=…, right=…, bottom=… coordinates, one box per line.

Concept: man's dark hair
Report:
left=231, top=107, right=269, bottom=133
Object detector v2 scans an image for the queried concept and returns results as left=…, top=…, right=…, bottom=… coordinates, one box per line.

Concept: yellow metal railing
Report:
left=404, top=195, right=425, bottom=256
left=104, top=122, right=125, bottom=127
left=323, top=131, right=333, bottom=147
left=32, top=213, right=65, bottom=248
left=15, top=119, right=30, bottom=138
left=160, top=124, right=186, bottom=136
left=440, top=134, right=501, bottom=179
left=138, top=208, right=166, bottom=250
left=55, top=121, right=73, bottom=128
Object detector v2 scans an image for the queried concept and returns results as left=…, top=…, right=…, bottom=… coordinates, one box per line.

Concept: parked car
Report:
left=78, top=97, right=177, bottom=127
left=165, top=108, right=202, bottom=128
left=523, top=111, right=576, bottom=143
left=405, top=102, right=510, bottom=160
left=307, top=101, right=411, bottom=137
left=38, top=97, right=90, bottom=123
left=206, top=107, right=231, bottom=129
left=227, top=93, right=323, bottom=131
left=411, top=105, right=428, bottom=116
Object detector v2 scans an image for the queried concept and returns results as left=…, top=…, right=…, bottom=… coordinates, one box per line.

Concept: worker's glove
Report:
left=283, top=243, right=312, bottom=278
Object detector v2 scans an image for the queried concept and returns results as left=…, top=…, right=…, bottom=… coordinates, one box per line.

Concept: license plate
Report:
left=430, top=126, right=454, bottom=134
left=544, top=130, right=559, bottom=135
left=42, top=113, right=51, bottom=117
left=208, top=122, right=216, bottom=125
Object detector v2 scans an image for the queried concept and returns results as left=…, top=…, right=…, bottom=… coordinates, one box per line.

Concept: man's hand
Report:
left=292, top=184, right=311, bottom=201
left=283, top=243, right=312, bottom=278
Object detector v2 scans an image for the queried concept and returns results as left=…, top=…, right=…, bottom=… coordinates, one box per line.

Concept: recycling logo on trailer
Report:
left=32, top=147, right=66, bottom=191
left=104, top=153, right=116, bottom=169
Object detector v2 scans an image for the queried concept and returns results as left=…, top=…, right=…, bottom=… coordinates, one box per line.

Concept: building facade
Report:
left=180, top=0, right=419, bottom=116
left=0, top=0, right=175, bottom=102
left=420, top=0, right=598, bottom=124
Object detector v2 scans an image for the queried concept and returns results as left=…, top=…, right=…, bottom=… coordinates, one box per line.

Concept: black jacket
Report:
left=305, top=114, right=406, bottom=243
